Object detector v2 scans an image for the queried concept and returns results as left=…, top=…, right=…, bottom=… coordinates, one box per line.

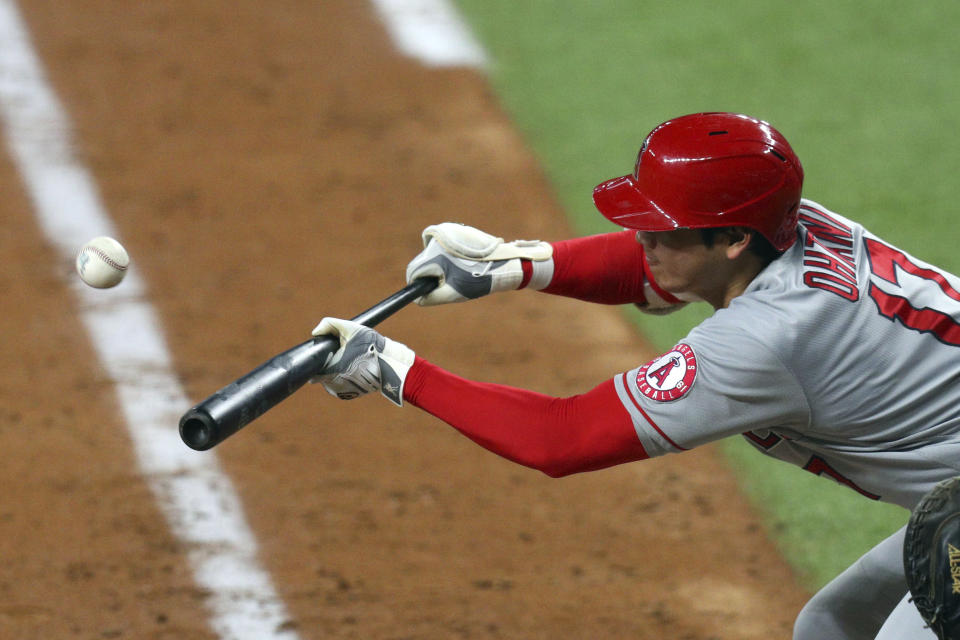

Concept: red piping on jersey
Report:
left=404, top=357, right=649, bottom=477
left=743, top=430, right=782, bottom=450
left=619, top=371, right=687, bottom=451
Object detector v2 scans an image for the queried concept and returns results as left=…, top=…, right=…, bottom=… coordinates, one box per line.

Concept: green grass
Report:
left=721, top=438, right=909, bottom=588
left=452, top=0, right=959, bottom=589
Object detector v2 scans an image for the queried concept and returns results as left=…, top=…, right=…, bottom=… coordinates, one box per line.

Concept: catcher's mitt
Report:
left=904, top=476, right=960, bottom=640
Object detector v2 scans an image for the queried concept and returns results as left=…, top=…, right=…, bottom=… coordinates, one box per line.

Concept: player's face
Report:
left=636, top=229, right=737, bottom=307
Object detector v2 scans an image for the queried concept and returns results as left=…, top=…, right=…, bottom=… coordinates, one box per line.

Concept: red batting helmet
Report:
left=593, top=112, right=804, bottom=251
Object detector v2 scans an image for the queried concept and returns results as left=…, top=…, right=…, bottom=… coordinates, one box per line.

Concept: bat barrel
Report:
left=180, top=336, right=337, bottom=450
left=179, top=277, right=438, bottom=450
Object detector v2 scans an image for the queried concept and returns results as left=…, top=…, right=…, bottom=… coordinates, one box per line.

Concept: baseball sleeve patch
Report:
left=636, top=343, right=698, bottom=402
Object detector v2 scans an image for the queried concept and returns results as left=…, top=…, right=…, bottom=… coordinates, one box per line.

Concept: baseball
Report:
left=76, top=236, right=130, bottom=288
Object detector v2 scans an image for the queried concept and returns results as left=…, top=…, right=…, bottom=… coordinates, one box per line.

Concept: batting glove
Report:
left=310, top=317, right=415, bottom=407
left=405, top=222, right=553, bottom=306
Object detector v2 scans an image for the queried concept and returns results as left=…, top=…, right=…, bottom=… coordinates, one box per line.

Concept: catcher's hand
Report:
left=310, top=317, right=415, bottom=406
left=904, top=475, right=960, bottom=640
left=405, top=222, right=552, bottom=306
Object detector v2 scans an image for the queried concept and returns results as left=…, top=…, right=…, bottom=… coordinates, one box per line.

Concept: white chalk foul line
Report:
left=0, top=2, right=299, bottom=638
left=370, top=0, right=488, bottom=68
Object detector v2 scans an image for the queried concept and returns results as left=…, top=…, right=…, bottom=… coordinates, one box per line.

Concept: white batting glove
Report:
left=405, top=222, right=553, bottom=306
left=310, top=317, right=415, bottom=407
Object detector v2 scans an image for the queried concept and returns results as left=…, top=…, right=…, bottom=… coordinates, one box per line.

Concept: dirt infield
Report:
left=1, top=1, right=808, bottom=638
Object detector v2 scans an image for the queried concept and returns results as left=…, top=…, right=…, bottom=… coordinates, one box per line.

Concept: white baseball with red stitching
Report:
left=76, top=236, right=129, bottom=289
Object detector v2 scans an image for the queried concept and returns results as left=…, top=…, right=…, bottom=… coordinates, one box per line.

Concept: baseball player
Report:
left=312, top=112, right=960, bottom=639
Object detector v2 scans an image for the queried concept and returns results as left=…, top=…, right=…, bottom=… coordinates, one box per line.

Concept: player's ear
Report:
left=724, top=227, right=752, bottom=260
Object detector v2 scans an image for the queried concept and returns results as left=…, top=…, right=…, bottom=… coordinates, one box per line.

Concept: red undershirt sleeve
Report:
left=545, top=230, right=650, bottom=304
left=403, top=356, right=649, bottom=478
left=519, top=229, right=681, bottom=306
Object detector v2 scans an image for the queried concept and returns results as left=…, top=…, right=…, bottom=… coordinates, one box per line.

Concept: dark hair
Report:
left=699, top=227, right=784, bottom=265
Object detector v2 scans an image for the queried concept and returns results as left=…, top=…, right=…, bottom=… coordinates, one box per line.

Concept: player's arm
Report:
left=533, top=230, right=684, bottom=311
left=406, top=223, right=683, bottom=312
left=311, top=318, right=649, bottom=477
left=403, top=357, right=649, bottom=477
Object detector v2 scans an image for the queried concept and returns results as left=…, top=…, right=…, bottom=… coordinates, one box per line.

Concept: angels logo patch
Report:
left=636, top=343, right=698, bottom=402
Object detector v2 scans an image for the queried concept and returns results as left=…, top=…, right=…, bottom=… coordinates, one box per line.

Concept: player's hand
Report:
left=310, top=317, right=415, bottom=407
left=405, top=222, right=552, bottom=306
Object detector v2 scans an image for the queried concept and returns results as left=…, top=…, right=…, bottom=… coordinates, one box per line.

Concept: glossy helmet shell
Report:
left=593, top=112, right=804, bottom=251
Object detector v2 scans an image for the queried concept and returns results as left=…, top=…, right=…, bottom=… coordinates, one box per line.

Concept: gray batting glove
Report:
left=405, top=223, right=553, bottom=306
left=310, top=317, right=415, bottom=407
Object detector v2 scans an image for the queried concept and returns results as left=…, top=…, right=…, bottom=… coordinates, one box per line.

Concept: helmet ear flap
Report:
left=774, top=200, right=802, bottom=250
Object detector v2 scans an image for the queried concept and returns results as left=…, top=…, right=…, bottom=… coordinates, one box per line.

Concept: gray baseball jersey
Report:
left=614, top=198, right=960, bottom=510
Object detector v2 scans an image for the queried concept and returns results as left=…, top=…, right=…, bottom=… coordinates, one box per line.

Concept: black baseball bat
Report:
left=179, top=277, right=439, bottom=451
